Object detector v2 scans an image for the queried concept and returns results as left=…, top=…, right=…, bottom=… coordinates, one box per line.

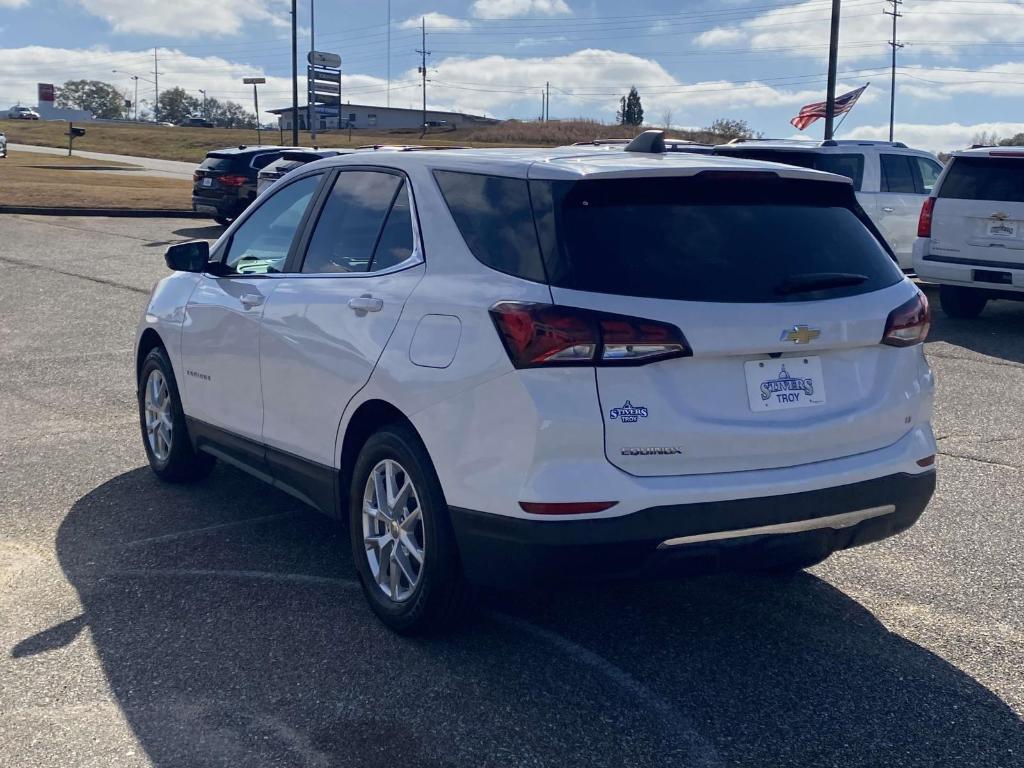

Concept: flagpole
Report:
left=823, top=0, right=842, bottom=140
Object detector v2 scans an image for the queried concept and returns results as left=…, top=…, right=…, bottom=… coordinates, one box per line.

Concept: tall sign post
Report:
left=307, top=51, right=341, bottom=146
left=243, top=77, right=267, bottom=144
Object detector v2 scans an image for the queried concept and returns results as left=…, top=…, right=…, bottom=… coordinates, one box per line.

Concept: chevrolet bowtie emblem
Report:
left=781, top=325, right=821, bottom=344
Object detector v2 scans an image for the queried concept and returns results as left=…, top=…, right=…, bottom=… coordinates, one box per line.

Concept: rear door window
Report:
left=301, top=170, right=403, bottom=273
left=880, top=154, right=918, bottom=193
left=531, top=175, right=901, bottom=303
left=938, top=156, right=1024, bottom=202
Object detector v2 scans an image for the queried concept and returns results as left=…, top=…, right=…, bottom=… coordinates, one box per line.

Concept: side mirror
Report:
left=164, top=240, right=210, bottom=273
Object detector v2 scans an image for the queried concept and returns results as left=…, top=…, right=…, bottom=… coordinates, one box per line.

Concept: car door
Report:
left=876, top=153, right=925, bottom=268
left=259, top=168, right=425, bottom=474
left=178, top=173, right=324, bottom=462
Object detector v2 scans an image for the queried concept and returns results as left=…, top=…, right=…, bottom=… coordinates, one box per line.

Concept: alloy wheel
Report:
left=144, top=369, right=173, bottom=462
left=362, top=459, right=425, bottom=602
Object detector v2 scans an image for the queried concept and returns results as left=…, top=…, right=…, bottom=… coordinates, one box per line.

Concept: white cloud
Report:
left=0, top=0, right=30, bottom=8
left=471, top=0, right=571, bottom=20
left=844, top=122, right=1024, bottom=153
left=73, top=0, right=289, bottom=37
left=417, top=49, right=835, bottom=120
left=691, top=1, right=1024, bottom=61
left=0, top=45, right=393, bottom=118
left=398, top=12, right=471, bottom=31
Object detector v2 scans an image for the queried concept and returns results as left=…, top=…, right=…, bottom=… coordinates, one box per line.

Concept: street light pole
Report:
left=823, top=0, right=841, bottom=140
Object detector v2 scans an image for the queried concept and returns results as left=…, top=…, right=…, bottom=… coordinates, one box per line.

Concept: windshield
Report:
left=530, top=175, right=901, bottom=303
left=712, top=149, right=866, bottom=190
left=939, top=156, right=1024, bottom=203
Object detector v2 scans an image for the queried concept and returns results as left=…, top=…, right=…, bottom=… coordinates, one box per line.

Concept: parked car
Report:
left=713, top=139, right=943, bottom=270
left=192, top=145, right=289, bottom=225
left=181, top=116, right=214, bottom=128
left=0, top=130, right=7, bottom=158
left=138, top=138, right=936, bottom=633
left=914, top=146, right=1024, bottom=317
left=257, top=149, right=349, bottom=195
left=7, top=105, right=40, bottom=120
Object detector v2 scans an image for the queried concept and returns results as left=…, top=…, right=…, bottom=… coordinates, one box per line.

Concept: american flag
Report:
left=790, top=84, right=869, bottom=131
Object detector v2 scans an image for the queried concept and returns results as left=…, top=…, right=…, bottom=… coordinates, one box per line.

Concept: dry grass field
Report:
left=0, top=150, right=192, bottom=209
left=2, top=117, right=725, bottom=163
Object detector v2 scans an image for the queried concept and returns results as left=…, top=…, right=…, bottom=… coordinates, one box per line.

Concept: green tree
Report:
left=617, top=86, right=644, bottom=126
left=705, top=118, right=760, bottom=142
left=55, top=80, right=127, bottom=119
left=157, top=87, right=201, bottom=124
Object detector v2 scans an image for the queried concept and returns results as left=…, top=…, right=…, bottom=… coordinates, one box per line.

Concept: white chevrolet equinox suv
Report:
left=136, top=134, right=937, bottom=632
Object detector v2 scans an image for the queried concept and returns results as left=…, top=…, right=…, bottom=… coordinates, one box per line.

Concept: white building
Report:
left=269, top=103, right=497, bottom=132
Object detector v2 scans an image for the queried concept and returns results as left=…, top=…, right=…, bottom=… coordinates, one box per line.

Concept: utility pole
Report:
left=823, top=0, right=841, bottom=140
left=417, top=18, right=431, bottom=136
left=152, top=48, right=160, bottom=122
left=387, top=0, right=392, bottom=107
left=545, top=81, right=550, bottom=121
left=885, top=0, right=903, bottom=142
left=540, top=90, right=545, bottom=121
left=291, top=0, right=299, bottom=146
left=309, top=0, right=316, bottom=146
left=199, top=89, right=207, bottom=119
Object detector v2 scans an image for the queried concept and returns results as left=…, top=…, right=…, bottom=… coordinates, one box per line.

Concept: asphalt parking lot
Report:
left=1, top=213, right=1022, bottom=768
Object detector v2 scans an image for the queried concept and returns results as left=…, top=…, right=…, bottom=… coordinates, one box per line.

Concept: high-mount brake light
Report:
left=882, top=291, right=931, bottom=347
left=489, top=302, right=691, bottom=368
left=917, top=197, right=935, bottom=238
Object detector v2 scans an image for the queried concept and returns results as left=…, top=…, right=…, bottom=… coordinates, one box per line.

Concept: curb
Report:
left=0, top=206, right=208, bottom=218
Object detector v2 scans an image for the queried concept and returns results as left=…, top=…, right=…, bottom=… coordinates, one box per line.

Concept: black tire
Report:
left=939, top=284, right=988, bottom=319
left=349, top=424, right=473, bottom=634
left=213, top=216, right=232, bottom=227
left=137, top=346, right=215, bottom=483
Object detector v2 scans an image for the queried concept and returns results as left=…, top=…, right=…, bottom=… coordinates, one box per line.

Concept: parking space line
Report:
left=120, top=511, right=301, bottom=548
left=488, top=612, right=724, bottom=768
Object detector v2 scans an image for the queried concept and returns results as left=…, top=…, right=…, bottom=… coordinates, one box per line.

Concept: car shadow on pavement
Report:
left=171, top=224, right=225, bottom=240
left=38, top=466, right=1024, bottom=768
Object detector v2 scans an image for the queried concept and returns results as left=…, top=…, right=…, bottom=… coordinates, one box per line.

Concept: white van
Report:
left=714, top=140, right=944, bottom=270
left=914, top=147, right=1024, bottom=318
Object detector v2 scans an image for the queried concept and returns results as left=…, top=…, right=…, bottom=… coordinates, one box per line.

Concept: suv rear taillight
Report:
left=917, top=197, right=935, bottom=238
left=192, top=172, right=200, bottom=183
left=882, top=291, right=931, bottom=347
left=489, top=302, right=691, bottom=368
left=219, top=174, right=248, bottom=187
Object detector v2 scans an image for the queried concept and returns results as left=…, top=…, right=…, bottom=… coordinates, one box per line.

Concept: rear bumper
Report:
left=914, top=242, right=1024, bottom=292
left=192, top=190, right=247, bottom=217
left=449, top=470, right=935, bottom=588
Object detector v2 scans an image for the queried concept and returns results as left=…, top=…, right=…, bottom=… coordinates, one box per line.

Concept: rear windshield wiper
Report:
left=774, top=272, right=869, bottom=296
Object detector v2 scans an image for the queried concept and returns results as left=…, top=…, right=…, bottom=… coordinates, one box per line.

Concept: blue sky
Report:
left=3, top=0, right=1024, bottom=150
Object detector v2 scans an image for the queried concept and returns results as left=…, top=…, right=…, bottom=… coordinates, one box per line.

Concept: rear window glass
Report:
left=939, top=156, right=1024, bottom=203
left=199, top=155, right=234, bottom=171
left=531, top=175, right=901, bottom=303
left=712, top=149, right=865, bottom=190
left=433, top=171, right=546, bottom=282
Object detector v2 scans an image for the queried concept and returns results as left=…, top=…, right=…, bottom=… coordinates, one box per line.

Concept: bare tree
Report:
left=661, top=109, right=673, bottom=131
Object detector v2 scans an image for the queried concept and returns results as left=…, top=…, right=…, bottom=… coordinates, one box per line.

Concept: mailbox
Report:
left=69, top=127, right=86, bottom=138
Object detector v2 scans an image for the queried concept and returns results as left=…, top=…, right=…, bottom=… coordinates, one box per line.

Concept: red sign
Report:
left=38, top=83, right=55, bottom=103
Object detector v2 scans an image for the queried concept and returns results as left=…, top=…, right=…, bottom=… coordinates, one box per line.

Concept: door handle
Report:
left=348, top=295, right=383, bottom=314
left=239, top=293, right=265, bottom=309
left=882, top=207, right=895, bottom=213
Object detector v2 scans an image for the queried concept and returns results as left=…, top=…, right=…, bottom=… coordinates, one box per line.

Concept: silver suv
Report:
left=713, top=140, right=943, bottom=270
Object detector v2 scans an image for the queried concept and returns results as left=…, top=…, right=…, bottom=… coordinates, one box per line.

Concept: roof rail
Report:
left=624, top=130, right=666, bottom=154
left=571, top=138, right=631, bottom=146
